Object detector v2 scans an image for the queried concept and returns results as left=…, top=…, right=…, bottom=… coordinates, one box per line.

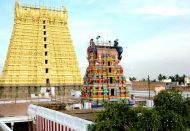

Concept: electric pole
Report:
left=148, top=75, right=150, bottom=100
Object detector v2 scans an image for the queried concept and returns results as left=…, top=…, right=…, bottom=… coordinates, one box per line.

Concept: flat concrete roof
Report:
left=58, top=109, right=103, bottom=122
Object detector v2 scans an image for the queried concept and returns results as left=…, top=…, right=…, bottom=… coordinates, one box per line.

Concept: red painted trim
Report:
left=39, top=116, right=41, bottom=130
left=58, top=124, right=60, bottom=131
left=42, top=117, right=44, bottom=131
left=55, top=122, right=57, bottom=131
left=46, top=119, right=48, bottom=131
left=49, top=120, right=51, bottom=131
left=51, top=121, right=55, bottom=131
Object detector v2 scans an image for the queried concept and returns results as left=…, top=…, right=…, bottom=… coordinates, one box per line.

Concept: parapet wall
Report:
left=27, top=104, right=93, bottom=131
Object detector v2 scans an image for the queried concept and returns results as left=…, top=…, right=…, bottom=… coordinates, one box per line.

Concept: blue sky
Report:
left=0, top=0, right=190, bottom=80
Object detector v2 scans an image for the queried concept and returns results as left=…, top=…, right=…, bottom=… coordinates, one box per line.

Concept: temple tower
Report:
left=82, top=38, right=128, bottom=103
left=0, top=1, right=82, bottom=98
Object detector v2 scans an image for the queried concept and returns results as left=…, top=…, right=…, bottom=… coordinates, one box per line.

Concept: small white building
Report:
left=185, top=77, right=190, bottom=86
left=162, top=79, right=172, bottom=83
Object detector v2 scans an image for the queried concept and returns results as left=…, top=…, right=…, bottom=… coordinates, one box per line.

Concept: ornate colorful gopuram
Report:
left=0, top=0, right=82, bottom=98
left=82, top=38, right=128, bottom=103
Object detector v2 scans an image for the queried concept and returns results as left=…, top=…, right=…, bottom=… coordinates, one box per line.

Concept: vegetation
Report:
left=138, top=74, right=186, bottom=83
left=129, top=77, right=137, bottom=81
left=157, top=74, right=186, bottom=84
left=158, top=74, right=167, bottom=81
left=88, top=104, right=160, bottom=131
left=154, top=90, right=189, bottom=130
left=88, top=90, right=190, bottom=131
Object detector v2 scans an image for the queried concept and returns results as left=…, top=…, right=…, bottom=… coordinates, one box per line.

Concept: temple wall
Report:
left=0, top=1, right=82, bottom=98
left=0, top=86, right=82, bottom=98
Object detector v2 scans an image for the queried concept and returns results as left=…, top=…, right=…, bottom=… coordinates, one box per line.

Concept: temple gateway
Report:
left=0, top=0, right=82, bottom=98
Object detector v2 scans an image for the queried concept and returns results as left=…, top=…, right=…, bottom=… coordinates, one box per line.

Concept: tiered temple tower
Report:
left=0, top=1, right=82, bottom=98
left=82, top=38, right=128, bottom=103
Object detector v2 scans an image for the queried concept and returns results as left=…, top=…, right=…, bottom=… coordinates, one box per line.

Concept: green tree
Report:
left=168, top=76, right=175, bottom=82
left=162, top=75, right=167, bottom=80
left=154, top=90, right=185, bottom=115
left=88, top=104, right=160, bottom=131
left=88, top=91, right=190, bottom=131
left=158, top=74, right=163, bottom=81
left=174, top=74, right=179, bottom=82
left=88, top=103, right=130, bottom=131
left=158, top=110, right=187, bottom=131
left=158, top=74, right=167, bottom=81
left=154, top=90, right=190, bottom=130
left=130, top=108, right=160, bottom=131
left=179, top=74, right=186, bottom=85
left=184, top=97, right=190, bottom=126
left=151, top=79, right=157, bottom=82
left=129, top=77, right=136, bottom=81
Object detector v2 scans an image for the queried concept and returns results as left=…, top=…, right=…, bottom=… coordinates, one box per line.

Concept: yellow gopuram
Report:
left=0, top=1, right=82, bottom=98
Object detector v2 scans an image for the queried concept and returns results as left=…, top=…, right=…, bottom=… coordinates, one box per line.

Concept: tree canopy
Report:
left=88, top=90, right=190, bottom=131
left=154, top=90, right=189, bottom=130
left=88, top=104, right=160, bottom=131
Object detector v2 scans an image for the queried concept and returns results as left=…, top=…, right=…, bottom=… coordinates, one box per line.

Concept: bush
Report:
left=88, top=91, right=190, bottom=131
left=88, top=104, right=160, bottom=131
left=154, top=90, right=190, bottom=130
left=154, top=90, right=185, bottom=115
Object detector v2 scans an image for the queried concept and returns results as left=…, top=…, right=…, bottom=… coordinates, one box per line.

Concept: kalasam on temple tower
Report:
left=0, top=0, right=82, bottom=98
left=82, top=37, right=129, bottom=103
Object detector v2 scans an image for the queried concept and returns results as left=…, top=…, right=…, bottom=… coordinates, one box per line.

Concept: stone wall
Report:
left=173, top=86, right=190, bottom=92
left=131, top=81, right=166, bottom=91
left=0, top=85, right=82, bottom=98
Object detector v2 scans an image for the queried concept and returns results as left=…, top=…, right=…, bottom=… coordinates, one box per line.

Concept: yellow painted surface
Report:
left=0, top=1, right=82, bottom=86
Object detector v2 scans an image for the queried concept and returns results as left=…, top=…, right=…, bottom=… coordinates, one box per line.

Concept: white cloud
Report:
left=105, top=0, right=190, bottom=18
left=1, top=0, right=190, bottom=80
left=135, top=7, right=190, bottom=16
left=122, top=28, right=190, bottom=79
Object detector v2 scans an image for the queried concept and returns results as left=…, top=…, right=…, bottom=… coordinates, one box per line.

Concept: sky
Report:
left=0, top=0, right=190, bottom=80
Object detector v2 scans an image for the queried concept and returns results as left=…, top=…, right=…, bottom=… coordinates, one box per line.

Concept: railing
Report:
left=28, top=104, right=93, bottom=131
left=0, top=121, right=12, bottom=131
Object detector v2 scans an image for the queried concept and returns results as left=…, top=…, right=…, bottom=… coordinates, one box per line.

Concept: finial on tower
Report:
left=15, top=0, right=19, bottom=7
left=15, top=0, right=20, bottom=15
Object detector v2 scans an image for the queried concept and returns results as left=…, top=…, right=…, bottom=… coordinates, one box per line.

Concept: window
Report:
left=109, top=68, right=111, bottom=73
left=45, top=68, right=48, bottom=73
left=110, top=77, right=113, bottom=83
left=111, top=89, right=114, bottom=96
left=44, top=37, right=47, bottom=41
left=43, top=25, right=46, bottom=29
left=108, top=61, right=110, bottom=66
left=44, top=44, right=47, bottom=48
left=45, top=51, right=48, bottom=56
left=46, top=79, right=49, bottom=84
left=45, top=60, right=48, bottom=64
left=44, top=31, right=46, bottom=35
left=43, top=20, right=46, bottom=24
